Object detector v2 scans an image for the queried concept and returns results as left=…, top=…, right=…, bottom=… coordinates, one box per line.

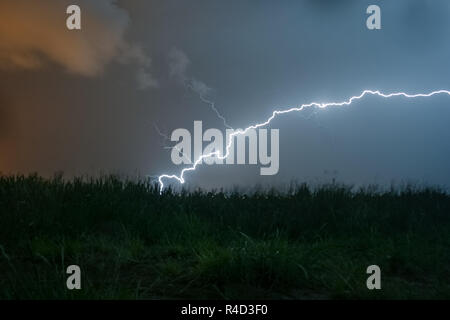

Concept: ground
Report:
left=0, top=175, right=449, bottom=299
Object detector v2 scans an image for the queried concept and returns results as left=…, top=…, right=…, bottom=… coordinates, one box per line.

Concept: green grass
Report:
left=0, top=174, right=449, bottom=299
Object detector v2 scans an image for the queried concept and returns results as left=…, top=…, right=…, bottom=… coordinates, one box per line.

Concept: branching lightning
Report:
left=157, top=89, right=450, bottom=192
left=153, top=123, right=192, bottom=164
left=197, top=93, right=233, bottom=130
left=185, top=81, right=233, bottom=129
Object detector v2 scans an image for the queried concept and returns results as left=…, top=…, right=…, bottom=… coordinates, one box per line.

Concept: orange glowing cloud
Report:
left=0, top=0, right=157, bottom=87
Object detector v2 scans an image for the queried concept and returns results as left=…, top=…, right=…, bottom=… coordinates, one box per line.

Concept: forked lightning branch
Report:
left=170, top=121, right=279, bottom=174
left=158, top=89, right=450, bottom=192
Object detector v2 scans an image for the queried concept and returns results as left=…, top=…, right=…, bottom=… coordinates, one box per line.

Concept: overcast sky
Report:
left=1, top=0, right=450, bottom=190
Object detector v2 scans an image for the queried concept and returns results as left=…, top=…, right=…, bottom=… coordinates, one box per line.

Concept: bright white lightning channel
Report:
left=157, top=89, right=450, bottom=192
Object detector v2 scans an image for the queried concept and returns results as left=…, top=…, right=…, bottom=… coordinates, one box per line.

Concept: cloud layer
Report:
left=169, top=47, right=211, bottom=96
left=0, top=0, right=157, bottom=87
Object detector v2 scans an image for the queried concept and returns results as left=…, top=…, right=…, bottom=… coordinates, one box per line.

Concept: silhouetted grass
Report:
left=0, top=174, right=449, bottom=299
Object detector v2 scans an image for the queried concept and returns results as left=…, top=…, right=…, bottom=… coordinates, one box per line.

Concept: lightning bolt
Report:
left=153, top=123, right=193, bottom=164
left=185, top=81, right=233, bottom=129
left=157, top=89, right=450, bottom=192
left=197, top=93, right=233, bottom=130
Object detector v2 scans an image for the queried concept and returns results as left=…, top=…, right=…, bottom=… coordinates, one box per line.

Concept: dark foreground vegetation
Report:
left=0, top=174, right=449, bottom=299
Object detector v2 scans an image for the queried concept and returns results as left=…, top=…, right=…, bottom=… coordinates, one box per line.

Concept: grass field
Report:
left=0, top=174, right=449, bottom=299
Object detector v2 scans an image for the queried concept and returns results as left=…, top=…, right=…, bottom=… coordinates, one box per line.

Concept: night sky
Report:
left=1, top=0, right=450, bottom=190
